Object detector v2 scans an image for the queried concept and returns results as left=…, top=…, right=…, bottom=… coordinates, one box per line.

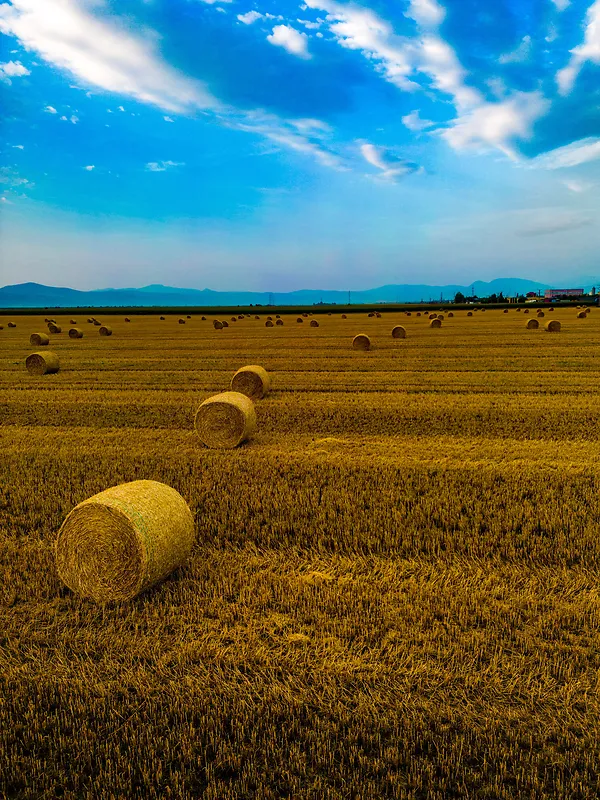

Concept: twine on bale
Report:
left=352, top=334, right=370, bottom=351
left=69, top=328, right=84, bottom=339
left=391, top=325, right=406, bottom=339
left=99, top=326, right=112, bottom=336
left=310, top=320, right=319, bottom=327
left=230, top=365, right=270, bottom=399
left=194, top=391, right=256, bottom=449
left=545, top=320, right=561, bottom=332
left=55, top=480, right=195, bottom=603
left=26, top=351, right=60, bottom=375
left=30, top=332, right=50, bottom=346
left=526, top=318, right=539, bottom=329
left=429, top=318, right=442, bottom=328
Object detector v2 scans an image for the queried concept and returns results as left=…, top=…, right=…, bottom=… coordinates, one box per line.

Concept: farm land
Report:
left=1, top=306, right=600, bottom=799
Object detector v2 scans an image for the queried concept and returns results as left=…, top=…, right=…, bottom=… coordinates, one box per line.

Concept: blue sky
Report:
left=1, top=0, right=599, bottom=291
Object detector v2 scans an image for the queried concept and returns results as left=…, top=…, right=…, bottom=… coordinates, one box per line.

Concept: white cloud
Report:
left=499, top=35, right=532, bottom=64
left=550, top=0, right=570, bottom=10
left=528, top=137, right=600, bottom=168
left=0, top=59, right=30, bottom=78
left=117, top=105, right=124, bottom=111
left=360, top=142, right=421, bottom=181
left=564, top=178, right=594, bottom=192
left=516, top=210, right=592, bottom=236
left=297, top=18, right=322, bottom=29
left=404, top=0, right=445, bottom=27
left=0, top=0, right=217, bottom=113
left=83, top=165, right=95, bottom=170
left=237, top=11, right=263, bottom=24
left=12, top=144, right=25, bottom=149
left=163, top=115, right=174, bottom=122
left=44, top=104, right=57, bottom=113
left=402, top=109, right=435, bottom=131
left=70, top=114, right=78, bottom=124
left=556, top=0, right=600, bottom=94
left=145, top=160, right=185, bottom=172
left=267, top=25, right=311, bottom=58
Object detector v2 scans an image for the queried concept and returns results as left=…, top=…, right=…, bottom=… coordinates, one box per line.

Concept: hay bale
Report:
left=125, top=317, right=131, bottom=322
left=447, top=312, right=453, bottom=317
left=310, top=320, right=319, bottom=327
left=375, top=312, right=382, bottom=318
left=276, top=314, right=281, bottom=319
left=467, top=311, right=473, bottom=317
left=545, top=320, right=561, bottom=332
left=406, top=312, right=412, bottom=316
left=26, top=351, right=60, bottom=375
left=267, top=316, right=273, bottom=321
left=503, top=309, right=508, bottom=313
left=341, top=314, right=347, bottom=319
left=526, top=318, right=539, bottom=329
left=99, top=326, right=112, bottom=336
left=416, top=312, right=421, bottom=317
left=352, top=334, right=370, bottom=351
left=47, top=323, right=62, bottom=334
left=194, top=391, right=256, bottom=449
left=202, top=316, right=207, bottom=321
left=524, top=309, right=529, bottom=314
left=179, top=319, right=186, bottom=324
left=429, top=318, right=442, bottom=328
left=428, top=313, right=437, bottom=320
left=437, top=314, right=445, bottom=321
left=0, top=325, right=3, bottom=330
left=577, top=311, right=587, bottom=318
left=391, top=325, right=406, bottom=339
left=548, top=308, right=554, bottom=313
left=254, top=315, right=260, bottom=320
left=238, top=315, right=244, bottom=320
left=93, top=320, right=101, bottom=326
left=265, top=320, right=274, bottom=327
left=55, top=480, right=195, bottom=603
left=230, top=317, right=237, bottom=322
left=187, top=315, right=191, bottom=320
left=69, top=328, right=83, bottom=339
left=7, top=322, right=16, bottom=328
left=537, top=311, right=545, bottom=318
left=368, top=312, right=375, bottom=318
left=516, top=307, right=521, bottom=312
left=276, top=319, right=284, bottom=326
left=221, top=321, right=229, bottom=328
left=87, top=318, right=94, bottom=323
left=302, top=313, right=308, bottom=318
left=297, top=317, right=303, bottom=323
left=231, top=365, right=270, bottom=399
left=160, top=316, right=166, bottom=320
left=213, top=320, right=223, bottom=330
left=30, top=332, right=50, bottom=346
left=69, top=319, right=77, bottom=325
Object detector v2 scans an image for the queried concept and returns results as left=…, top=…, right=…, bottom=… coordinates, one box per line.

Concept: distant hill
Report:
left=0, top=278, right=571, bottom=309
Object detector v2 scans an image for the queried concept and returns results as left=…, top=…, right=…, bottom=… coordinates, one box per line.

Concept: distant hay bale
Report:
left=69, top=328, right=83, bottom=339
left=467, top=311, right=473, bottom=316
left=47, top=323, right=62, bottom=334
left=429, top=318, right=442, bottom=328
left=297, top=317, right=303, bottom=323
left=523, top=309, right=529, bottom=315
left=93, top=320, right=101, bottom=326
left=194, top=391, right=256, bottom=449
left=416, top=312, right=421, bottom=317
left=70, top=319, right=77, bottom=324
left=87, top=318, right=94, bottom=323
left=368, top=312, right=375, bottom=318
left=276, top=319, right=284, bottom=326
left=30, top=332, right=50, bottom=346
left=0, top=325, right=3, bottom=330
left=230, top=317, right=236, bottom=322
left=202, top=316, right=206, bottom=321
left=179, top=319, right=186, bottom=324
left=545, top=320, right=561, bottom=332
left=428, top=313, right=437, bottom=320
left=406, top=312, right=411, bottom=316
left=437, top=314, right=445, bottom=321
left=352, top=334, right=370, bottom=351
left=276, top=314, right=281, bottom=319
left=160, top=316, right=166, bottom=320
left=548, top=308, right=554, bottom=313
left=124, top=317, right=131, bottom=322
left=187, top=315, right=191, bottom=320
left=99, top=326, right=112, bottom=336
left=7, top=322, right=17, bottom=328
left=265, top=320, right=274, bottom=327
left=26, top=351, right=60, bottom=375
left=302, top=313, right=308, bottom=318
left=526, top=318, right=539, bottom=329
left=537, top=311, right=545, bottom=318
left=44, top=318, right=49, bottom=323
left=328, top=312, right=332, bottom=316
left=267, top=316, right=273, bottom=321
left=447, top=312, right=454, bottom=317
left=375, top=312, right=382, bottom=318
left=221, top=320, right=229, bottom=328
left=391, top=325, right=406, bottom=339
left=503, top=309, right=508, bottom=313
left=213, top=320, right=223, bottom=329
left=254, top=315, right=260, bottom=320
left=310, top=320, right=319, bottom=327
left=577, top=311, right=587, bottom=318
left=237, top=315, right=243, bottom=320
left=55, top=480, right=195, bottom=603
left=341, top=314, right=347, bottom=319
left=516, top=308, right=521, bottom=312
left=231, top=365, right=270, bottom=399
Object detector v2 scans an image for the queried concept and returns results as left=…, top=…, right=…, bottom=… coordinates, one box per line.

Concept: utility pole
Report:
left=348, top=290, right=351, bottom=306
left=268, top=292, right=274, bottom=307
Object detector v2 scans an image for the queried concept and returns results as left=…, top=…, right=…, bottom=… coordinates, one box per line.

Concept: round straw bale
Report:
left=213, top=320, right=223, bottom=329
left=265, top=320, right=274, bottom=327
left=548, top=308, right=554, bottom=312
left=447, top=312, right=453, bottom=317
left=26, top=351, right=60, bottom=375
left=69, top=328, right=83, bottom=339
left=254, top=315, right=260, bottom=320
left=328, top=312, right=332, bottom=316
left=416, top=312, right=421, bottom=317
left=47, top=323, right=62, bottom=333
left=267, top=316, right=273, bottom=321
left=341, top=314, right=347, bottom=319
left=526, top=318, right=539, bottom=329
left=516, top=307, right=521, bottom=311
left=437, top=314, right=445, bottom=321
left=55, top=480, right=195, bottom=603
left=202, top=316, right=207, bottom=321
left=231, top=365, right=270, bottom=399
left=93, top=320, right=101, bottom=326
left=429, top=318, right=442, bottom=328
left=87, top=318, right=94, bottom=323
left=352, top=334, right=370, bottom=351
left=545, top=320, right=561, bottom=332
left=577, top=311, right=587, bottom=318
left=406, top=312, right=412, bottom=316
left=30, top=332, right=49, bottom=346
left=276, top=314, right=281, bottom=319
left=7, top=322, right=16, bottom=328
left=524, top=309, right=529, bottom=314
left=310, top=320, right=319, bottom=327
left=368, top=312, right=375, bottom=318
left=44, top=318, right=49, bottom=323
left=70, top=319, right=77, bottom=325
left=179, top=319, right=186, bottom=324
left=503, top=309, right=508, bottom=313
left=481, top=308, right=486, bottom=312
left=467, top=311, right=473, bottom=316
left=276, top=319, right=284, bottom=326
left=428, top=313, right=437, bottom=320
left=237, top=315, right=243, bottom=319
left=537, top=311, right=545, bottom=318
left=297, top=317, right=303, bottom=323
left=302, top=313, right=308, bottom=318
left=99, top=325, right=112, bottom=336
left=160, top=316, right=166, bottom=320
left=194, top=391, right=256, bottom=449
left=125, top=317, right=131, bottom=322
left=187, top=315, right=191, bottom=319
left=230, top=317, right=236, bottom=322
left=0, top=325, right=3, bottom=330
left=391, top=325, right=406, bottom=339
left=221, top=321, right=229, bottom=328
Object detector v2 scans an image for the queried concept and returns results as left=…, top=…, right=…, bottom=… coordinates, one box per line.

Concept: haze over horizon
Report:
left=1, top=0, right=599, bottom=292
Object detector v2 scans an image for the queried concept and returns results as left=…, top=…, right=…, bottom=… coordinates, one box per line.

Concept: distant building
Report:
left=544, top=288, right=584, bottom=303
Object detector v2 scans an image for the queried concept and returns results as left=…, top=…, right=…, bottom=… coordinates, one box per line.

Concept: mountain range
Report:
left=1, top=278, right=590, bottom=309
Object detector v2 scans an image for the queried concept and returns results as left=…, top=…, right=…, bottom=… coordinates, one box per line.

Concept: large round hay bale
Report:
left=213, top=320, right=223, bottom=329
left=231, top=365, right=270, bottom=399
left=265, top=320, right=274, bottom=327
left=69, top=328, right=83, bottom=339
left=310, top=320, right=319, bottom=327
left=447, top=312, right=453, bottom=317
left=467, top=311, right=472, bottom=317
left=47, top=323, right=62, bottom=334
left=577, top=311, right=587, bottom=319
left=179, top=319, right=186, bottom=324
left=526, top=318, right=539, bottom=329
left=70, top=319, right=77, bottom=325
left=428, top=313, right=437, bottom=320
left=416, top=312, right=421, bottom=317
left=30, top=332, right=50, bottom=346
left=254, top=315, right=260, bottom=320
left=221, top=321, right=229, bottom=328
left=537, top=311, right=545, bottom=318
left=87, top=318, right=94, bottom=323
left=276, top=319, right=284, bottom=326
left=124, top=317, right=131, bottom=322
left=99, top=326, right=112, bottom=336
left=391, top=325, right=406, bottom=339
left=55, top=480, right=195, bottom=603
left=523, top=309, right=529, bottom=315
left=545, top=320, right=561, bottom=332
left=160, top=316, right=165, bottom=320
left=194, top=391, right=256, bottom=449
left=429, top=318, right=442, bottom=328
left=352, top=334, right=370, bottom=351
left=297, top=317, right=303, bottom=323
left=26, top=351, right=60, bottom=375
left=187, top=315, right=192, bottom=320
left=341, top=314, right=347, bottom=319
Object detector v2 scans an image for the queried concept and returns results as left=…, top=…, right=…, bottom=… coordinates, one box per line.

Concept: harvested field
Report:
left=1, top=307, right=600, bottom=799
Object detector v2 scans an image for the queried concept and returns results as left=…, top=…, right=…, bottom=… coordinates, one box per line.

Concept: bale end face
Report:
left=545, top=320, right=561, bottom=332
left=55, top=479, right=195, bottom=602
left=310, top=320, right=319, bottom=327
left=429, top=318, right=442, bottom=328
left=391, top=325, right=406, bottom=339
left=99, top=326, right=112, bottom=336
left=69, top=328, right=83, bottom=339
left=297, top=317, right=303, bottom=323
left=30, top=332, right=50, bottom=346
left=194, top=391, right=256, bottom=449
left=265, top=320, right=274, bottom=327
left=26, top=351, right=60, bottom=375
left=231, top=365, right=270, bottom=399
left=352, top=334, right=371, bottom=351
left=526, top=318, right=539, bottom=329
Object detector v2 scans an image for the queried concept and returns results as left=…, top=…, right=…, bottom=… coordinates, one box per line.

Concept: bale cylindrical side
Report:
left=429, top=318, right=442, bottom=328
left=69, top=328, right=84, bottom=339
left=201, top=316, right=207, bottom=321
left=238, top=315, right=244, bottom=320
left=87, top=318, right=94, bottom=323
left=99, top=326, right=112, bottom=336
left=55, top=480, right=195, bottom=603
left=70, top=319, right=77, bottom=324
left=276, top=315, right=281, bottom=319
left=47, top=323, right=62, bottom=334
left=523, top=309, right=529, bottom=314
left=406, top=312, right=412, bottom=316
left=221, top=321, right=229, bottom=328
left=231, top=365, right=270, bottom=399
left=194, top=391, right=256, bottom=449
left=30, top=332, right=50, bottom=346
left=391, top=325, right=406, bottom=339
left=428, top=313, right=437, bottom=320
left=26, top=351, right=60, bottom=375
left=213, top=320, right=223, bottom=329
left=503, top=309, right=508, bottom=313
left=265, top=320, right=274, bottom=327
left=254, top=315, right=260, bottom=320
left=545, top=320, right=561, bottom=332
left=526, top=318, right=539, bottom=329
left=577, top=311, right=587, bottom=318
left=230, top=317, right=236, bottom=322
left=310, top=320, right=319, bottom=327
left=417, top=312, right=422, bottom=317
left=352, top=334, right=371, bottom=351
left=302, top=313, right=308, bottom=318
left=93, top=320, right=101, bottom=326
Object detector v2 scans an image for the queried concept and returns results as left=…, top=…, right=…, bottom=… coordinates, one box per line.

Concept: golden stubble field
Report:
left=1, top=306, right=600, bottom=799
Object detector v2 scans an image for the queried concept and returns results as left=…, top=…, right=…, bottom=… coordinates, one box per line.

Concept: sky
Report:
left=0, top=0, right=599, bottom=292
